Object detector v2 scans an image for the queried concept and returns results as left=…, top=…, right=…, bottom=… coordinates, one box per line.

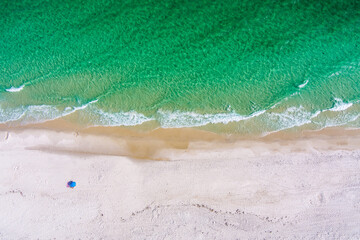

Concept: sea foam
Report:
left=1, top=98, right=359, bottom=133
left=264, top=106, right=320, bottom=132
left=329, top=98, right=353, bottom=112
left=0, top=106, right=26, bottom=123
left=157, top=109, right=266, bottom=128
left=0, top=99, right=99, bottom=125
left=298, top=80, right=309, bottom=89
left=88, top=108, right=154, bottom=126
left=5, top=84, right=25, bottom=92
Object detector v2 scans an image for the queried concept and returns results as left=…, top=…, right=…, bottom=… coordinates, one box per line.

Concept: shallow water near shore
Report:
left=1, top=0, right=359, bottom=134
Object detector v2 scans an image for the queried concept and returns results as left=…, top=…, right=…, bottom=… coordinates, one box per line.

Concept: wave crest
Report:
left=87, top=108, right=153, bottom=126
left=1, top=98, right=360, bottom=133
left=0, top=99, right=99, bottom=125
left=329, top=98, right=353, bottom=112
left=298, top=80, right=309, bottom=89
left=156, top=109, right=266, bottom=128
left=5, top=84, right=25, bottom=92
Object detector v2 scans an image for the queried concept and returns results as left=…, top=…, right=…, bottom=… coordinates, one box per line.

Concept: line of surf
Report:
left=1, top=97, right=360, bottom=133
left=0, top=99, right=100, bottom=125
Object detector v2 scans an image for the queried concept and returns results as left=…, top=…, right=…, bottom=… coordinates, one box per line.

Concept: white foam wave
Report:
left=1, top=97, right=360, bottom=133
left=157, top=109, right=266, bottom=128
left=314, top=112, right=360, bottom=129
left=0, top=105, right=63, bottom=124
left=77, top=99, right=98, bottom=110
left=24, top=105, right=66, bottom=123
left=88, top=99, right=99, bottom=104
left=264, top=106, right=320, bottom=131
left=298, top=80, right=309, bottom=89
left=0, top=106, right=26, bottom=123
left=0, top=99, right=99, bottom=125
left=329, top=98, right=353, bottom=112
left=89, top=109, right=153, bottom=126
left=310, top=100, right=360, bottom=128
left=5, top=84, right=25, bottom=92
left=329, top=71, right=341, bottom=78
left=310, top=110, right=321, bottom=119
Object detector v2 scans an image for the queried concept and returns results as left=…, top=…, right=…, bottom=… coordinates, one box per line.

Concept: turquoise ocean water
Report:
left=1, top=0, right=359, bottom=135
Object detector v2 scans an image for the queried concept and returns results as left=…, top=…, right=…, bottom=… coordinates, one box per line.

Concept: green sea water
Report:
left=0, top=0, right=359, bottom=134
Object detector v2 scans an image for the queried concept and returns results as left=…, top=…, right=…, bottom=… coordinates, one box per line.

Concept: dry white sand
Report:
left=0, top=128, right=360, bottom=239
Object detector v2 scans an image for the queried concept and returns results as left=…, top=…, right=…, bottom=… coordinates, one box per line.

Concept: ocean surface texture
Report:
left=1, top=0, right=359, bottom=134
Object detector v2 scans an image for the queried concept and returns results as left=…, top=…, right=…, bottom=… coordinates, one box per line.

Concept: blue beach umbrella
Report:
left=67, top=181, right=76, bottom=188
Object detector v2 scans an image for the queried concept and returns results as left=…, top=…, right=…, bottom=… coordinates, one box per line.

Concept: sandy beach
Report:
left=1, top=0, right=359, bottom=238
left=1, top=124, right=360, bottom=239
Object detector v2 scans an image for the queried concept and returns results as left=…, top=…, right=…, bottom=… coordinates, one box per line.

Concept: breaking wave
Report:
left=1, top=97, right=360, bottom=134
left=0, top=99, right=99, bottom=125
left=298, top=80, right=309, bottom=89
left=156, top=109, right=266, bottom=128
left=5, top=84, right=25, bottom=92
left=86, top=108, right=153, bottom=126
left=329, top=98, right=353, bottom=112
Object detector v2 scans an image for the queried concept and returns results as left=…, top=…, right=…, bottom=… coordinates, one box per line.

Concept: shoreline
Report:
left=3, top=115, right=360, bottom=140
left=2, top=117, right=360, bottom=158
